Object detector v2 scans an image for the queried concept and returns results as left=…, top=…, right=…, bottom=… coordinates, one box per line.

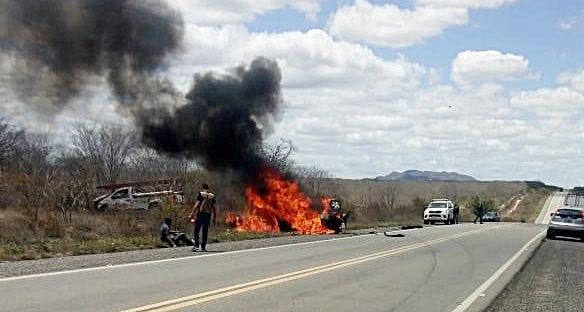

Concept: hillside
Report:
left=375, top=170, right=477, bottom=182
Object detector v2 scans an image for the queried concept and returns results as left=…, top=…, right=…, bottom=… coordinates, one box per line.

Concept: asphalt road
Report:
left=487, top=237, right=584, bottom=312
left=535, top=191, right=566, bottom=224
left=488, top=191, right=584, bottom=312
left=0, top=223, right=545, bottom=312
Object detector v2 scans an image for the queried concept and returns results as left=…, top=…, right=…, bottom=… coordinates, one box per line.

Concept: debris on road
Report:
left=383, top=232, right=405, bottom=237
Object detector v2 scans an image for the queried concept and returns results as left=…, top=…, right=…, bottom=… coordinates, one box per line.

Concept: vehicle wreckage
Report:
left=93, top=180, right=183, bottom=210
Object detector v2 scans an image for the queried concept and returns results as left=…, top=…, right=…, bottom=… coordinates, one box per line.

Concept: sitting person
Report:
left=160, top=218, right=193, bottom=247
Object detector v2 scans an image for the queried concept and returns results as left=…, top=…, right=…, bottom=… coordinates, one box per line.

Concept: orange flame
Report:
left=227, top=169, right=330, bottom=234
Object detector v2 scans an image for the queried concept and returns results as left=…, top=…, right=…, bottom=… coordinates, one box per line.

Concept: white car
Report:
left=93, top=187, right=183, bottom=210
left=423, top=199, right=455, bottom=225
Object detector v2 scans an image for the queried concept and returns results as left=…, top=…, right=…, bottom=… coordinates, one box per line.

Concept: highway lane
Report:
left=488, top=190, right=584, bottom=311
left=535, top=192, right=567, bottom=224
left=0, top=223, right=545, bottom=312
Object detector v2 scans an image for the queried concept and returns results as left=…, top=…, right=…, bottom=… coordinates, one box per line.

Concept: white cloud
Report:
left=416, top=0, right=516, bottom=9
left=170, top=25, right=427, bottom=93
left=557, top=69, right=584, bottom=93
left=560, top=20, right=574, bottom=30
left=510, top=87, right=584, bottom=118
left=166, top=0, right=321, bottom=25
left=559, top=12, right=584, bottom=30
left=327, top=0, right=516, bottom=48
left=451, top=50, right=533, bottom=85
left=328, top=0, right=468, bottom=48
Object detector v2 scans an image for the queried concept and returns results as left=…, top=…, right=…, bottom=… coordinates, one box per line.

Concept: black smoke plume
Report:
left=0, top=0, right=184, bottom=112
left=0, top=0, right=284, bottom=180
left=141, top=57, right=283, bottom=180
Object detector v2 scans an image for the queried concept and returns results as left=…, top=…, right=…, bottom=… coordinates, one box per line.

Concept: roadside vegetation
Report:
left=502, top=187, right=552, bottom=223
left=0, top=118, right=553, bottom=261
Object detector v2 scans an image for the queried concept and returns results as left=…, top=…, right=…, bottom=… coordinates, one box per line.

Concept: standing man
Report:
left=453, top=204, right=460, bottom=224
left=473, top=207, right=484, bottom=224
left=189, top=183, right=217, bottom=252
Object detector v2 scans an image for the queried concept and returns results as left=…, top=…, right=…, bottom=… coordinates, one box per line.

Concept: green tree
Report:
left=469, top=196, right=496, bottom=222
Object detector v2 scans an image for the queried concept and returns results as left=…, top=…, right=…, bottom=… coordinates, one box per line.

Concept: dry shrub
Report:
left=0, top=209, right=30, bottom=243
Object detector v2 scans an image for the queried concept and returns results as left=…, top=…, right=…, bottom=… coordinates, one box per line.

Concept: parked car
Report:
left=423, top=199, right=455, bottom=225
left=482, top=211, right=501, bottom=222
left=546, top=207, right=584, bottom=241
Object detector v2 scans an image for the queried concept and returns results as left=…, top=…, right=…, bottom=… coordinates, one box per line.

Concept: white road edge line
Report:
left=534, top=193, right=553, bottom=224
left=0, top=233, right=377, bottom=282
left=451, top=229, right=546, bottom=312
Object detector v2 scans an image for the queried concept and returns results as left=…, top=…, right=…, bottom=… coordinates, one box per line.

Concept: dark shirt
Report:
left=196, top=191, right=216, bottom=214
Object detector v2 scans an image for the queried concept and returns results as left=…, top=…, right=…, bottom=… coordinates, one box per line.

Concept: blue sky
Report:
left=247, top=0, right=584, bottom=89
left=239, top=0, right=584, bottom=187
left=2, top=0, right=584, bottom=187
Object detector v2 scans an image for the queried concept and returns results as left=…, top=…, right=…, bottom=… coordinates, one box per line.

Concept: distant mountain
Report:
left=375, top=170, right=477, bottom=182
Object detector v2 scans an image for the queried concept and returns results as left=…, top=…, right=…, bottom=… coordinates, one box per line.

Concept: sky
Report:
left=2, top=0, right=584, bottom=187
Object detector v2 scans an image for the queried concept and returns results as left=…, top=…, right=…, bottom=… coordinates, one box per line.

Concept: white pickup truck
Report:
left=423, top=199, right=455, bottom=225
left=93, top=186, right=183, bottom=211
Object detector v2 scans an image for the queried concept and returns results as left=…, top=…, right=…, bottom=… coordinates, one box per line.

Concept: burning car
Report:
left=320, top=198, right=348, bottom=234
left=226, top=169, right=344, bottom=234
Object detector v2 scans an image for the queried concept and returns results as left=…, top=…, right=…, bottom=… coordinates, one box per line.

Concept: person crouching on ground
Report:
left=189, top=183, right=217, bottom=252
left=160, top=218, right=193, bottom=247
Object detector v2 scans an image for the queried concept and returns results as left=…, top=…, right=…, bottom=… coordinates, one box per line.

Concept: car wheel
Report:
left=546, top=231, right=555, bottom=239
left=423, top=220, right=429, bottom=225
left=430, top=221, right=435, bottom=225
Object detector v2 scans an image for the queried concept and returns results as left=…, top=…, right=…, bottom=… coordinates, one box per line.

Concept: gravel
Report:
left=0, top=227, right=394, bottom=278
left=486, top=237, right=584, bottom=312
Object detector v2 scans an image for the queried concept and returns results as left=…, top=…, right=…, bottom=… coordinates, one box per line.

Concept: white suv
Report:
left=423, top=199, right=455, bottom=225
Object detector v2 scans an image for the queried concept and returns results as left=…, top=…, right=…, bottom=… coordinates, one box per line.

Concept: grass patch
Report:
left=0, top=237, right=160, bottom=261
left=503, top=189, right=551, bottom=223
left=0, top=231, right=289, bottom=261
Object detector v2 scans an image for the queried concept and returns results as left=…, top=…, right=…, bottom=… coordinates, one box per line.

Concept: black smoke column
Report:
left=0, top=0, right=285, bottom=181
left=141, top=57, right=283, bottom=180
left=0, top=0, right=184, bottom=113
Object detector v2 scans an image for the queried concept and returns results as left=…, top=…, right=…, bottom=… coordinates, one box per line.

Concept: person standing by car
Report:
left=453, top=204, right=460, bottom=224
left=473, top=206, right=484, bottom=224
left=189, top=183, right=217, bottom=252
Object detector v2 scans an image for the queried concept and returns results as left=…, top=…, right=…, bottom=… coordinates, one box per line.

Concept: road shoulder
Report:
left=0, top=233, right=350, bottom=278
left=0, top=226, right=400, bottom=278
left=452, top=228, right=545, bottom=312
left=486, top=237, right=584, bottom=312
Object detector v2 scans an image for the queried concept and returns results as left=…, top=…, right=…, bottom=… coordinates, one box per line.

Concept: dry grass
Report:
left=0, top=179, right=541, bottom=261
left=503, top=189, right=551, bottom=223
left=0, top=200, right=284, bottom=261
